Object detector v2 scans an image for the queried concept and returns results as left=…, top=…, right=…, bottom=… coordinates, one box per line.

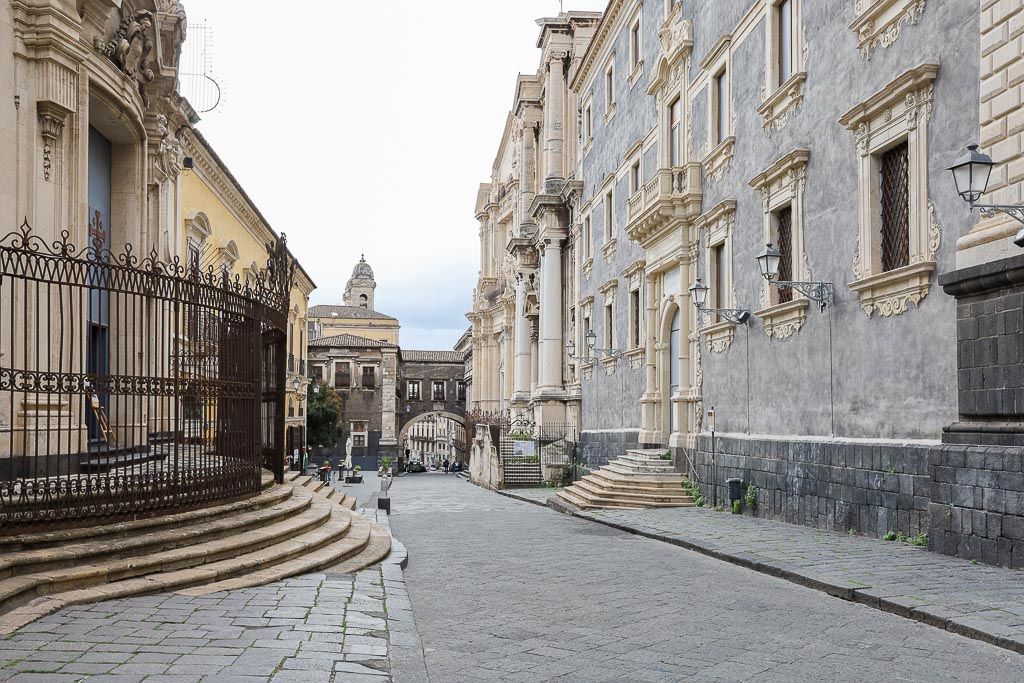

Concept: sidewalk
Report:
left=498, top=487, right=1024, bottom=656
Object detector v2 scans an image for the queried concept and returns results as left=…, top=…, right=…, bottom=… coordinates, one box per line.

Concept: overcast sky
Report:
left=182, top=0, right=604, bottom=350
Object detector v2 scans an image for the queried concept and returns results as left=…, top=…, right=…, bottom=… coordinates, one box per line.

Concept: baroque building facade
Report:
left=180, top=129, right=315, bottom=464
left=472, top=1, right=1024, bottom=567
left=469, top=10, right=602, bottom=428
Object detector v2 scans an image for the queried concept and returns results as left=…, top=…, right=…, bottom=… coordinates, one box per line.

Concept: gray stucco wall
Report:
left=686, top=0, right=977, bottom=440
left=577, top=3, right=666, bottom=444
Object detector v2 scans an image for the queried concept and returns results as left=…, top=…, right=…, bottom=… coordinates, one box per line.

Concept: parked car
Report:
left=407, top=454, right=425, bottom=473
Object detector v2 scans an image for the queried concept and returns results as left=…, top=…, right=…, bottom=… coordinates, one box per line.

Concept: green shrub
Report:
left=681, top=479, right=705, bottom=507
left=744, top=483, right=757, bottom=510
left=909, top=532, right=928, bottom=547
left=660, top=451, right=672, bottom=461
left=731, top=500, right=741, bottom=514
left=883, top=531, right=897, bottom=541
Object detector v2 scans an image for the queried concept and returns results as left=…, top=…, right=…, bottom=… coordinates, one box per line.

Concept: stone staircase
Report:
left=0, top=470, right=390, bottom=634
left=554, top=449, right=695, bottom=510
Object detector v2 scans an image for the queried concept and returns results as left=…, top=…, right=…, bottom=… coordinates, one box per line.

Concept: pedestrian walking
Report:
left=443, top=459, right=450, bottom=474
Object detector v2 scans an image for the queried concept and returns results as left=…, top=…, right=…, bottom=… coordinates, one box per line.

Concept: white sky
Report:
left=182, top=0, right=604, bottom=350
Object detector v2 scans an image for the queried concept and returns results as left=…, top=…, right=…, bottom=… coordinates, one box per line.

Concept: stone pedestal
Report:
left=938, top=253, right=1024, bottom=447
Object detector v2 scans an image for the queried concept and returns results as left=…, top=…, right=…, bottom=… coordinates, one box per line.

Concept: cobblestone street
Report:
left=390, top=474, right=1024, bottom=682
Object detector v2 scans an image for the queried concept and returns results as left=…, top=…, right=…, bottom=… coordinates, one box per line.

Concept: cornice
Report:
left=838, top=63, right=939, bottom=130
left=698, top=33, right=732, bottom=71
left=570, top=0, right=631, bottom=93
left=748, top=148, right=810, bottom=191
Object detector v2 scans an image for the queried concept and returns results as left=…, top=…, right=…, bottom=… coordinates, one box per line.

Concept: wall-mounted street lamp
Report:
left=755, top=244, right=834, bottom=312
left=293, top=378, right=306, bottom=401
left=567, top=329, right=624, bottom=363
left=948, top=144, right=1024, bottom=248
left=688, top=279, right=751, bottom=324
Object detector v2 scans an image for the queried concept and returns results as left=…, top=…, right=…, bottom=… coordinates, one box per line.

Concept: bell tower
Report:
left=343, top=255, right=376, bottom=310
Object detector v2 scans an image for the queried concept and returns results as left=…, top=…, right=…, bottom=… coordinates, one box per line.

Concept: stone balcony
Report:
left=625, top=163, right=702, bottom=249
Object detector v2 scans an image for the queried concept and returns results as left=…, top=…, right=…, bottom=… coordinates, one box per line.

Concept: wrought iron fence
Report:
left=0, top=221, right=294, bottom=530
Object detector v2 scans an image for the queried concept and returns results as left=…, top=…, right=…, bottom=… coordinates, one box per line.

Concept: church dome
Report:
left=351, top=255, right=373, bottom=279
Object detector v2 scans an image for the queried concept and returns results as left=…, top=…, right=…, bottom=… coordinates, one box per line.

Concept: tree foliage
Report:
left=307, top=382, right=342, bottom=447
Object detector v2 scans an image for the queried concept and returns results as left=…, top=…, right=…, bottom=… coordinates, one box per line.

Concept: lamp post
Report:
left=688, top=278, right=751, bottom=325
left=755, top=243, right=834, bottom=312
left=948, top=144, right=1024, bottom=248
left=567, top=328, right=625, bottom=362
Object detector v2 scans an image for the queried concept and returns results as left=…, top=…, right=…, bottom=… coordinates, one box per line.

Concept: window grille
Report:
left=776, top=206, right=793, bottom=303
left=879, top=141, right=910, bottom=272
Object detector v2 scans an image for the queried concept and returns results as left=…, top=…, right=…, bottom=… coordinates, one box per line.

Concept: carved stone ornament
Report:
left=37, top=101, right=69, bottom=182
left=658, top=19, right=693, bottom=62
left=97, top=8, right=157, bottom=105
left=155, top=114, right=185, bottom=180
left=852, top=0, right=927, bottom=60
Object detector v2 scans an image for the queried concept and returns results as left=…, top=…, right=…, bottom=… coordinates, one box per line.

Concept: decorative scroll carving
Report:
left=97, top=9, right=156, bottom=104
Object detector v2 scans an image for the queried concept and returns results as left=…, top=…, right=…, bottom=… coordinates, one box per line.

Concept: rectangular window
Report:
left=583, top=315, right=591, bottom=350
left=606, top=64, right=615, bottom=110
left=407, top=380, right=421, bottom=400
left=778, top=0, right=793, bottom=84
left=669, top=98, right=682, bottom=166
left=351, top=421, right=368, bottom=448
left=879, top=141, right=910, bottom=273
left=583, top=215, right=592, bottom=257
left=714, top=69, right=728, bottom=144
left=456, top=381, right=466, bottom=402
left=353, top=434, right=366, bottom=448
left=605, top=190, right=614, bottom=241
left=361, top=366, right=376, bottom=388
left=630, top=19, right=641, bottom=72
left=773, top=206, right=794, bottom=303
left=335, top=362, right=351, bottom=388
left=432, top=380, right=446, bottom=401
left=630, top=161, right=641, bottom=194
left=630, top=288, right=641, bottom=348
left=710, top=243, right=725, bottom=311
left=604, top=303, right=614, bottom=348
left=584, top=103, right=593, bottom=141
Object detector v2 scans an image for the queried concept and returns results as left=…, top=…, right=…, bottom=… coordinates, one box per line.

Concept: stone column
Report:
left=639, top=272, right=661, bottom=444
left=536, top=239, right=565, bottom=398
left=543, top=54, right=566, bottom=187
left=511, top=273, right=532, bottom=409
left=520, top=120, right=538, bottom=230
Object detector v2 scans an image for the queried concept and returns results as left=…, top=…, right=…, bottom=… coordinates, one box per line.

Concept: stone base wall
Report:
left=579, top=430, right=640, bottom=470
left=928, top=444, right=1024, bottom=567
left=690, top=434, right=1024, bottom=568
left=692, top=434, right=930, bottom=539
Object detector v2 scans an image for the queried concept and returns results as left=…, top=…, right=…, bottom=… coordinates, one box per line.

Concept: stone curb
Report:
left=372, top=511, right=429, bottom=682
left=495, top=488, right=1024, bottom=657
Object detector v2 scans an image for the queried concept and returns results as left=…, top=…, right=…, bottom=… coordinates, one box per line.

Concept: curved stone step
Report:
left=0, top=484, right=308, bottom=579
left=0, top=476, right=291, bottom=553
left=0, top=500, right=358, bottom=635
left=0, top=487, right=332, bottom=617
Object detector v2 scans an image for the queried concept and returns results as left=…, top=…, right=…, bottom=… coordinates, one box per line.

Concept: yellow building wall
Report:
left=315, top=319, right=400, bottom=345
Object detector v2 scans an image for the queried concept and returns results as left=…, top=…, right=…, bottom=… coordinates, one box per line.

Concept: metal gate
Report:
left=0, top=221, right=294, bottom=530
left=497, top=416, right=579, bottom=488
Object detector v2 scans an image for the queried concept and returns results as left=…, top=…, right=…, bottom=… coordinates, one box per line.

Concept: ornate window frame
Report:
left=599, top=278, right=619, bottom=373
left=850, top=0, right=927, bottom=60
left=601, top=175, right=618, bottom=262
left=579, top=296, right=595, bottom=379
left=749, top=149, right=812, bottom=339
left=582, top=96, right=594, bottom=157
left=622, top=260, right=647, bottom=367
left=695, top=199, right=737, bottom=352
left=604, top=53, right=617, bottom=123
left=838, top=63, right=939, bottom=318
left=580, top=203, right=594, bottom=280
left=628, top=6, right=645, bottom=87
left=700, top=33, right=734, bottom=184
left=759, top=0, right=806, bottom=136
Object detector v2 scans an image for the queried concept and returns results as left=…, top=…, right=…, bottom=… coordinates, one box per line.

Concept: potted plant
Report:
left=346, top=464, right=363, bottom=484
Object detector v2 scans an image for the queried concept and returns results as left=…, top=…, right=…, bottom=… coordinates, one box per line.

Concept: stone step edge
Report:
left=553, top=489, right=645, bottom=511
left=589, top=471, right=689, bottom=487
left=0, top=503, right=362, bottom=636
left=570, top=481, right=696, bottom=503
left=177, top=516, right=383, bottom=596
left=0, top=489, right=337, bottom=616
left=0, top=481, right=294, bottom=553
left=0, top=485, right=310, bottom=579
